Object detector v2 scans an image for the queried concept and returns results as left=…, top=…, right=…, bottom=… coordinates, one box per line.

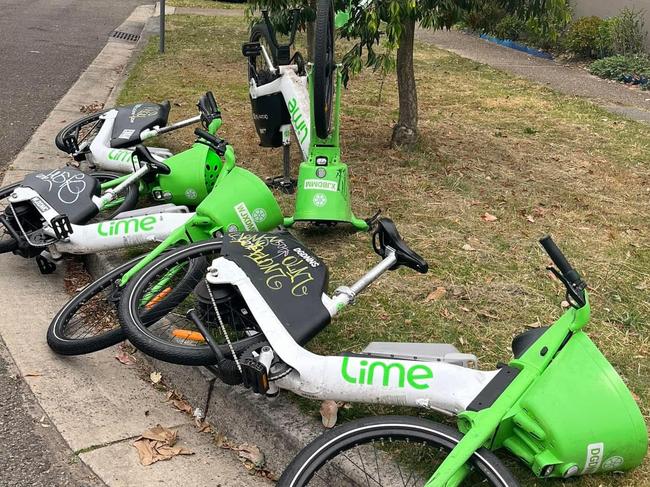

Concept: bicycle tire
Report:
left=312, top=0, right=335, bottom=140
left=0, top=182, right=20, bottom=254
left=91, top=171, right=139, bottom=220
left=279, top=416, right=520, bottom=487
left=48, top=251, right=205, bottom=355
left=119, top=239, right=264, bottom=366
left=55, top=109, right=110, bottom=154
left=249, top=23, right=279, bottom=85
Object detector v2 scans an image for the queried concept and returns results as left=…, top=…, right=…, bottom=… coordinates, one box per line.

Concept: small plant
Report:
left=493, top=15, right=526, bottom=41
left=609, top=7, right=647, bottom=56
left=564, top=16, right=605, bottom=58
left=589, top=54, right=650, bottom=81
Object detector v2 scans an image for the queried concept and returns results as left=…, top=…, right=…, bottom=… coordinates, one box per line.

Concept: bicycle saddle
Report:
left=132, top=145, right=171, bottom=175
left=110, top=101, right=171, bottom=149
left=22, top=168, right=100, bottom=224
left=373, top=218, right=429, bottom=274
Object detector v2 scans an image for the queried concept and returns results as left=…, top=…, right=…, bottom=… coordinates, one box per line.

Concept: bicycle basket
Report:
left=502, top=331, right=647, bottom=479
left=249, top=94, right=290, bottom=148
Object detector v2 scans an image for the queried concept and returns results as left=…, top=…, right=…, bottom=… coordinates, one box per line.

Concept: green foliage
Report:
left=609, top=7, right=647, bottom=56
left=563, top=16, right=605, bottom=58
left=589, top=54, right=650, bottom=80
left=493, top=15, right=526, bottom=41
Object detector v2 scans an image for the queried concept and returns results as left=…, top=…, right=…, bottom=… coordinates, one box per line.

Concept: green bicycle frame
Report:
left=425, top=294, right=647, bottom=485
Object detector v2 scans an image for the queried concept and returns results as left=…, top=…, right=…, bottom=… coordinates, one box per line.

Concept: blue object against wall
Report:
left=479, top=34, right=554, bottom=60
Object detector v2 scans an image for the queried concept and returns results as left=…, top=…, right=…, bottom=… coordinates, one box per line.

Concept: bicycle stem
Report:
left=96, top=164, right=149, bottom=208
left=140, top=114, right=202, bottom=140
left=328, top=248, right=397, bottom=315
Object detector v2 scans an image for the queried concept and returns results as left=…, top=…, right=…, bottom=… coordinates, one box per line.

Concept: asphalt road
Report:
left=0, top=0, right=147, bottom=170
left=0, top=1, right=144, bottom=484
left=0, top=337, right=104, bottom=487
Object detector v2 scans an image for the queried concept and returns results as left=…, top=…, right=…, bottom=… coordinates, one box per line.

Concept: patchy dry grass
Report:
left=119, top=14, right=650, bottom=486
left=167, top=0, right=244, bottom=9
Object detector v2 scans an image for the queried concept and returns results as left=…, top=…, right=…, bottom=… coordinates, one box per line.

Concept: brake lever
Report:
left=548, top=266, right=586, bottom=309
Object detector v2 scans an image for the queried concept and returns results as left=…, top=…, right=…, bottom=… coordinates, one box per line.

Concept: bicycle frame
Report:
left=249, top=63, right=311, bottom=159
left=85, top=109, right=199, bottom=172
left=203, top=244, right=647, bottom=483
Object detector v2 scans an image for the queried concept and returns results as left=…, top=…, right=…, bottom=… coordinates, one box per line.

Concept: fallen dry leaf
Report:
left=171, top=398, right=193, bottom=414
left=526, top=215, right=535, bottom=223
left=424, top=287, right=447, bottom=302
left=115, top=351, right=135, bottom=365
left=24, top=372, right=43, bottom=378
left=236, top=443, right=265, bottom=468
left=462, top=243, right=476, bottom=251
left=132, top=425, right=193, bottom=466
left=150, top=371, right=162, bottom=384
left=481, top=212, right=498, bottom=222
left=320, top=400, right=339, bottom=428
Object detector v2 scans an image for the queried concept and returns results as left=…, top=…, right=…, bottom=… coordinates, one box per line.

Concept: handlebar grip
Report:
left=194, top=128, right=226, bottom=156
left=539, top=236, right=582, bottom=286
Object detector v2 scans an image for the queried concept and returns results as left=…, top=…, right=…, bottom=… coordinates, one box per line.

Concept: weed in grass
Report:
left=119, top=14, right=650, bottom=486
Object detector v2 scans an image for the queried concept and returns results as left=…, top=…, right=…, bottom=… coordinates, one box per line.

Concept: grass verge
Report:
left=119, top=14, right=650, bottom=486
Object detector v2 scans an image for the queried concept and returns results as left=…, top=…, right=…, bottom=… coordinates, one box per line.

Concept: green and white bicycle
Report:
left=244, top=0, right=371, bottom=229
left=111, top=219, right=646, bottom=485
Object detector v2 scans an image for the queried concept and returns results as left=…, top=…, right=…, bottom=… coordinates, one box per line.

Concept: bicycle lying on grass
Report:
left=100, top=218, right=645, bottom=485
left=0, top=93, right=264, bottom=273
left=56, top=94, right=205, bottom=172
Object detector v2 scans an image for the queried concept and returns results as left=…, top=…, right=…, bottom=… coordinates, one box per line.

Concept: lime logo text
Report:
left=97, top=216, right=157, bottom=237
left=288, top=97, right=308, bottom=145
left=341, top=357, right=433, bottom=390
left=234, top=202, right=258, bottom=232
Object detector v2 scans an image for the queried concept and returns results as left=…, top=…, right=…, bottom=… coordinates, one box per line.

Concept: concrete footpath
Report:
left=417, top=28, right=650, bottom=123
left=0, top=5, right=266, bottom=486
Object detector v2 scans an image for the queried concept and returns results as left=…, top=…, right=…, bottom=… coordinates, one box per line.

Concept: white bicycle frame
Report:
left=206, top=249, right=498, bottom=416
left=84, top=109, right=199, bottom=172
left=249, top=51, right=311, bottom=160
left=6, top=179, right=193, bottom=259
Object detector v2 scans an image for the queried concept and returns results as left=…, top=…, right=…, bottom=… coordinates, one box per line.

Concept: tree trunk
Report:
left=391, top=17, right=418, bottom=149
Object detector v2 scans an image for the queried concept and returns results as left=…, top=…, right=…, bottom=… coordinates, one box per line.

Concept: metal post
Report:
left=159, top=0, right=165, bottom=53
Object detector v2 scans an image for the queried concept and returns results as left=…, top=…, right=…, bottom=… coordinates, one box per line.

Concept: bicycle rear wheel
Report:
left=55, top=109, right=109, bottom=156
left=279, top=416, right=519, bottom=487
left=312, top=0, right=335, bottom=140
left=0, top=183, right=20, bottom=254
left=119, top=239, right=263, bottom=366
left=48, top=251, right=205, bottom=355
left=248, top=23, right=279, bottom=85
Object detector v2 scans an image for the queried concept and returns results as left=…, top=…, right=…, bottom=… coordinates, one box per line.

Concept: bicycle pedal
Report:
left=51, top=214, right=73, bottom=239
left=241, top=359, right=269, bottom=395
left=35, top=255, right=56, bottom=275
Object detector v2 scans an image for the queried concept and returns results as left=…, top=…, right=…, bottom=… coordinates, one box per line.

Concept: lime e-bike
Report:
left=111, top=219, right=646, bottom=485
left=55, top=95, right=204, bottom=172
left=244, top=0, right=370, bottom=229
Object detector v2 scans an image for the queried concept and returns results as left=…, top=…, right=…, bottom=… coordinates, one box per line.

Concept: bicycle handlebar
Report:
left=261, top=9, right=300, bottom=50
left=194, top=128, right=227, bottom=156
left=539, top=235, right=586, bottom=307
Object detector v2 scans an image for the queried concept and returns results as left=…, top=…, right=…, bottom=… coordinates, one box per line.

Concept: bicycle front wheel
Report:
left=279, top=416, right=519, bottom=487
left=55, top=108, right=109, bottom=156
left=118, top=239, right=264, bottom=366
left=312, top=0, right=335, bottom=140
left=248, top=23, right=279, bottom=85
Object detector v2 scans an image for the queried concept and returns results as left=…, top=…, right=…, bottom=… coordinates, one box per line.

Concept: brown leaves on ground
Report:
left=480, top=212, right=498, bottom=222
left=165, top=390, right=193, bottom=414
left=132, top=425, right=193, bottom=466
left=424, top=287, right=447, bottom=303
left=79, top=102, right=104, bottom=113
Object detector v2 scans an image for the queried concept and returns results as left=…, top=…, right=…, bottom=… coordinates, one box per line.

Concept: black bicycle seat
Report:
left=373, top=218, right=428, bottom=274
left=110, top=101, right=171, bottom=149
left=132, top=145, right=170, bottom=175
